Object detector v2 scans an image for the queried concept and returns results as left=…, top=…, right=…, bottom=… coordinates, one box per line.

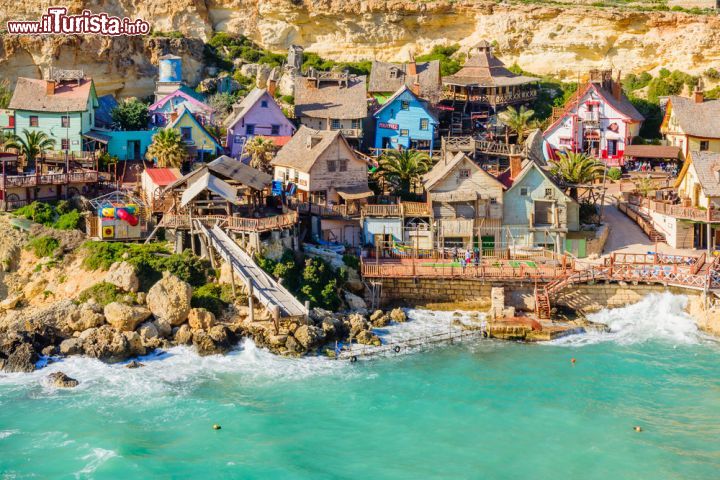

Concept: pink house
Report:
left=148, top=86, right=216, bottom=127
left=225, top=88, right=296, bottom=159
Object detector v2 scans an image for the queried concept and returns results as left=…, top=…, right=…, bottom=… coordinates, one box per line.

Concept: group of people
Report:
left=450, top=246, right=482, bottom=269
left=626, top=160, right=678, bottom=176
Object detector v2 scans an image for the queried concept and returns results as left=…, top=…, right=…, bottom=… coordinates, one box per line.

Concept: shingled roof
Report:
left=271, top=126, right=352, bottom=173
left=442, top=42, right=538, bottom=88
left=667, top=95, right=720, bottom=138
left=368, top=60, right=441, bottom=97
left=9, top=77, right=95, bottom=112
left=684, top=151, right=720, bottom=197
left=294, top=75, right=368, bottom=120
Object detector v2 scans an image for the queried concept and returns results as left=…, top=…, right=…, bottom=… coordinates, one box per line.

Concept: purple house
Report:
left=225, top=88, right=296, bottom=158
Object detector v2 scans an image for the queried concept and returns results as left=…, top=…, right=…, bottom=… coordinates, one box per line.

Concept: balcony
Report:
left=629, top=194, right=720, bottom=223
left=361, top=201, right=432, bottom=218
left=437, top=218, right=474, bottom=237
left=1, top=171, right=99, bottom=189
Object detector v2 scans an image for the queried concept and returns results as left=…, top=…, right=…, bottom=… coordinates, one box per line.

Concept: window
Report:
left=419, top=118, right=429, bottom=130
left=61, top=116, right=70, bottom=128
left=607, top=139, right=618, bottom=156
left=545, top=188, right=553, bottom=198
left=400, top=100, right=410, bottom=110
left=559, top=137, right=572, bottom=146
left=246, top=124, right=255, bottom=135
left=490, top=197, right=498, bottom=204
left=400, top=129, right=409, bottom=137
left=294, top=170, right=299, bottom=183
left=389, top=69, right=398, bottom=79
left=271, top=124, right=280, bottom=135
left=534, top=201, right=553, bottom=225
left=234, top=135, right=244, bottom=144
left=29, top=116, right=38, bottom=127
left=700, top=140, right=710, bottom=151
left=520, top=187, right=528, bottom=196
left=261, top=100, right=268, bottom=108
left=327, top=160, right=337, bottom=172
left=180, top=127, right=192, bottom=141
left=61, top=139, right=69, bottom=150
left=459, top=169, right=471, bottom=179
left=351, top=119, right=360, bottom=129
left=338, top=159, right=348, bottom=172
left=331, top=119, right=341, bottom=130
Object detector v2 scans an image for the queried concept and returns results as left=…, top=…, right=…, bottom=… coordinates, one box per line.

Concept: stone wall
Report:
left=553, top=282, right=701, bottom=314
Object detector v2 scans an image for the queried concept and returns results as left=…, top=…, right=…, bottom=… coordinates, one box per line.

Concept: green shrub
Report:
left=342, top=254, right=360, bottom=270
left=280, top=95, right=294, bottom=105
left=191, top=283, right=235, bottom=316
left=53, top=210, right=81, bottom=230
left=27, top=236, right=59, bottom=258
left=416, top=44, right=462, bottom=76
left=15, top=202, right=55, bottom=225
left=607, top=167, right=622, bottom=181
left=77, top=282, right=131, bottom=307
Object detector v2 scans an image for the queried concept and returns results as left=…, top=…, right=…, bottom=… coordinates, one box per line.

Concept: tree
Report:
left=378, top=149, right=432, bottom=196
left=5, top=129, right=56, bottom=170
left=244, top=136, right=277, bottom=173
left=498, top=105, right=536, bottom=144
left=0, top=80, right=12, bottom=109
left=111, top=98, right=149, bottom=131
left=549, top=152, right=604, bottom=199
left=145, top=128, right=187, bottom=168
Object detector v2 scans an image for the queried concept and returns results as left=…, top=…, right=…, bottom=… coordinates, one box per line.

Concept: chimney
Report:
left=610, top=70, right=622, bottom=101
left=411, top=81, right=421, bottom=96
left=407, top=52, right=417, bottom=77
left=268, top=79, right=277, bottom=97
left=307, top=135, right=322, bottom=149
left=694, top=80, right=704, bottom=104
left=46, top=80, right=55, bottom=96
left=509, top=155, right=523, bottom=180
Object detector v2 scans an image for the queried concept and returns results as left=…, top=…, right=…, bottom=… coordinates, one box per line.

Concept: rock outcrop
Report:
left=48, top=371, right=79, bottom=388
left=146, top=273, right=192, bottom=326
left=103, top=302, right=152, bottom=332
left=104, top=261, right=139, bottom=293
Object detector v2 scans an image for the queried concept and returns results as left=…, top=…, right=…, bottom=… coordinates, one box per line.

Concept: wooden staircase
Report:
left=534, top=285, right=551, bottom=319
left=534, top=269, right=606, bottom=320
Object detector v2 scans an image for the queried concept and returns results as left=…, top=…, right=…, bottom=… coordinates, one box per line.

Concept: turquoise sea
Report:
left=1, top=293, right=719, bottom=479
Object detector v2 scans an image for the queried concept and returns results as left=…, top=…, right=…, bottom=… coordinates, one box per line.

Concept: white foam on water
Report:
left=74, top=447, right=118, bottom=479
left=0, top=429, right=18, bottom=440
left=551, top=293, right=709, bottom=347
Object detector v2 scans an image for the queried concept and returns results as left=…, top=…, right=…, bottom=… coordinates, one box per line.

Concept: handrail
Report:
left=161, top=212, right=298, bottom=232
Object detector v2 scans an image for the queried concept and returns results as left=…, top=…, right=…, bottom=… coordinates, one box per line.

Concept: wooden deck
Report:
left=1, top=171, right=99, bottom=189
left=160, top=212, right=298, bottom=233
left=628, top=194, right=720, bottom=223
left=360, top=201, right=432, bottom=218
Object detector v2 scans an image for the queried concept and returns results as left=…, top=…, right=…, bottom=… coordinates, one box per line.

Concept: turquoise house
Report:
left=8, top=76, right=100, bottom=154
left=107, top=130, right=157, bottom=161
left=373, top=85, right=438, bottom=151
left=502, top=161, right=579, bottom=253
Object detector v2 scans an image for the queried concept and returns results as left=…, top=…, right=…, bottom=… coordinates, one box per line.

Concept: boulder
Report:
left=193, top=326, right=232, bottom=356
left=369, top=310, right=385, bottom=323
left=188, top=308, right=216, bottom=331
left=285, top=335, right=303, bottom=354
left=347, top=313, right=369, bottom=336
left=356, top=330, right=382, bottom=346
left=389, top=308, right=407, bottom=323
left=59, top=338, right=82, bottom=356
left=146, top=273, right=192, bottom=326
left=125, top=360, right=144, bottom=368
left=48, top=372, right=79, bottom=388
left=370, top=314, right=390, bottom=328
left=104, top=261, right=139, bottom=293
left=66, top=307, right=105, bottom=332
left=2, top=343, right=38, bottom=372
left=123, top=331, right=146, bottom=357
left=80, top=326, right=142, bottom=363
left=173, top=324, right=193, bottom=345
left=293, top=324, right=325, bottom=350
left=155, top=319, right=173, bottom=338
left=136, top=292, right=147, bottom=305
left=344, top=291, right=367, bottom=313
left=103, top=302, right=152, bottom=332
left=138, top=321, right=159, bottom=345
left=240, top=63, right=258, bottom=78
left=22, top=278, right=48, bottom=299
left=0, top=294, right=22, bottom=312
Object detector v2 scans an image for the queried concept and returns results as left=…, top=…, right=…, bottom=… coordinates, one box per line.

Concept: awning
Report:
left=336, top=185, right=374, bottom=200
left=181, top=171, right=240, bottom=208
left=624, top=145, right=681, bottom=160
left=82, top=130, right=111, bottom=144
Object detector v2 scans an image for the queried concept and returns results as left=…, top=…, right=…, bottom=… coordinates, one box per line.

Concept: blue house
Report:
left=373, top=85, right=438, bottom=151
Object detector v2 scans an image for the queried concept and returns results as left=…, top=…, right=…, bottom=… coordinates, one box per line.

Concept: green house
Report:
left=8, top=74, right=100, bottom=154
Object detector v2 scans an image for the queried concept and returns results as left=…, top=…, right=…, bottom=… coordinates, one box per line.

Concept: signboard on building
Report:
left=378, top=122, right=399, bottom=130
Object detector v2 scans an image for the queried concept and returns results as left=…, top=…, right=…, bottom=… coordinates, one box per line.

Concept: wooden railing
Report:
left=361, top=259, right=567, bottom=280
left=441, top=137, right=524, bottom=156
left=441, top=89, right=537, bottom=105
left=618, top=202, right=664, bottom=241
left=361, top=201, right=432, bottom=218
left=290, top=201, right=361, bottom=218
left=1, top=171, right=99, bottom=189
left=629, top=194, right=720, bottom=223
left=160, top=212, right=298, bottom=232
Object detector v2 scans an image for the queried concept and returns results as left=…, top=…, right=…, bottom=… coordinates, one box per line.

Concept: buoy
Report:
left=571, top=358, right=576, bottom=365
left=213, top=424, right=222, bottom=430
left=393, top=346, right=401, bottom=353
left=634, top=426, right=642, bottom=432
left=350, top=356, right=357, bottom=363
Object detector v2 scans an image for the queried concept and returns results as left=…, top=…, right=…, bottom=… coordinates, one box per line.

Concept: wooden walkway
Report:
left=337, top=329, right=486, bottom=361
left=197, top=223, right=308, bottom=318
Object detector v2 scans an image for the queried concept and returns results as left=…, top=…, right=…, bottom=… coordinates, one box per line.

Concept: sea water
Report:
left=1, top=293, right=719, bottom=479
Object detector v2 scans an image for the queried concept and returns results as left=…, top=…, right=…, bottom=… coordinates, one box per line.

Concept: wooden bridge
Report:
left=160, top=212, right=298, bottom=233
left=441, top=137, right=526, bottom=157
left=337, top=329, right=486, bottom=361
left=197, top=222, right=308, bottom=318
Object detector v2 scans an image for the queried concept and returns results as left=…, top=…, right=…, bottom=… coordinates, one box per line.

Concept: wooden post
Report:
left=304, top=300, right=310, bottom=325
left=229, top=262, right=237, bottom=299
left=248, top=282, right=254, bottom=323
left=272, top=305, right=280, bottom=335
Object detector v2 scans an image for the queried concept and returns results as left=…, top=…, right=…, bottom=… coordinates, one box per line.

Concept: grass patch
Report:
left=77, top=282, right=134, bottom=307
left=191, top=283, right=237, bottom=316
left=27, top=236, right=59, bottom=258
left=14, top=201, right=82, bottom=230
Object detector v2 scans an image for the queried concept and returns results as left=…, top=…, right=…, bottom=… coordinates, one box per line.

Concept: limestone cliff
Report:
left=1, top=0, right=719, bottom=97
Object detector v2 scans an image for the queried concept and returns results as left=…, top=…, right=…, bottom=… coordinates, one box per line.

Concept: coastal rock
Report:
left=2, top=342, right=38, bottom=373
left=126, top=360, right=144, bottom=368
left=192, top=326, right=232, bottom=356
left=389, top=308, right=407, bottom=323
left=146, top=273, right=192, bottom=326
left=104, top=261, right=139, bottom=293
left=284, top=335, right=303, bottom=354
left=48, top=372, right=79, bottom=388
left=369, top=310, right=390, bottom=327
left=344, top=291, right=367, bottom=313
left=293, top=325, right=325, bottom=350
left=66, top=307, right=105, bottom=333
left=369, top=310, right=385, bottom=323
left=0, top=294, right=22, bottom=312
left=136, top=292, right=147, bottom=305
left=80, top=326, right=144, bottom=363
left=188, top=308, right=216, bottom=331
left=22, top=278, right=48, bottom=299
left=103, top=302, right=152, bottom=332
left=348, top=313, right=369, bottom=336
left=138, top=321, right=160, bottom=346
left=173, top=324, right=193, bottom=345
left=123, top=331, right=146, bottom=357
left=59, top=338, right=82, bottom=356
left=356, top=330, right=382, bottom=347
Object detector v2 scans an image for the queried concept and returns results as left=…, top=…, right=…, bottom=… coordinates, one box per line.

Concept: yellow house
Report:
left=676, top=150, right=720, bottom=209
left=661, top=90, right=720, bottom=159
left=166, top=105, right=222, bottom=161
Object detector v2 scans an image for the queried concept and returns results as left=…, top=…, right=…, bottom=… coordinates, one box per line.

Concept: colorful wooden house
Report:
left=141, top=167, right=182, bottom=213
left=148, top=85, right=214, bottom=127
left=165, top=106, right=222, bottom=161
left=8, top=71, right=101, bottom=154
left=368, top=57, right=441, bottom=104
left=423, top=152, right=505, bottom=249
left=502, top=160, right=579, bottom=253
left=661, top=87, right=720, bottom=160
left=373, top=85, right=438, bottom=151
left=86, top=190, right=149, bottom=241
left=543, top=69, right=644, bottom=166
left=107, top=130, right=157, bottom=161
left=0, top=108, right=15, bottom=134
left=225, top=88, right=296, bottom=159
left=294, top=71, right=367, bottom=145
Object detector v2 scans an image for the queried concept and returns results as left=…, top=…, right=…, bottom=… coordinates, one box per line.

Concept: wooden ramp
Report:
left=197, top=223, right=308, bottom=318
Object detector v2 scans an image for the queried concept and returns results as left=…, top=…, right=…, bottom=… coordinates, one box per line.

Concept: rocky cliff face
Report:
left=1, top=0, right=719, bottom=97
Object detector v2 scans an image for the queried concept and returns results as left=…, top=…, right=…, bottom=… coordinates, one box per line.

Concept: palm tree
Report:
left=5, top=129, right=56, bottom=171
left=378, top=149, right=432, bottom=196
left=550, top=151, right=604, bottom=199
left=498, top=105, right=536, bottom=144
left=145, top=128, right=188, bottom=168
left=245, top=136, right=277, bottom=173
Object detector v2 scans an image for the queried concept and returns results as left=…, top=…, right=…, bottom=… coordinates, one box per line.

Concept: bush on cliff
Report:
left=191, top=283, right=235, bottom=317
left=27, top=235, right=59, bottom=258
left=77, top=282, right=132, bottom=307
left=14, top=201, right=82, bottom=230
